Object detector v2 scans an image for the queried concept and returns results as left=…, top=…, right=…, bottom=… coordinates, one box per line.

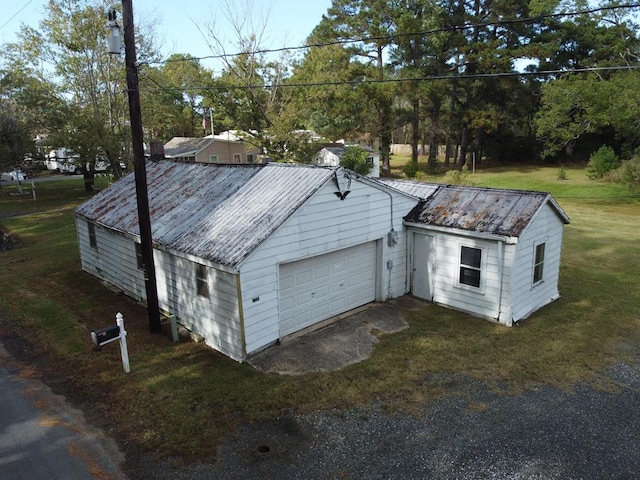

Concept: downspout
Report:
left=236, top=274, right=247, bottom=360
left=496, top=240, right=505, bottom=324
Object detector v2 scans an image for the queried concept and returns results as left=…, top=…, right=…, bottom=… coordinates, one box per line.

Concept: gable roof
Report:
left=404, top=184, right=570, bottom=238
left=163, top=137, right=214, bottom=157
left=75, top=161, right=337, bottom=267
left=375, top=178, right=439, bottom=199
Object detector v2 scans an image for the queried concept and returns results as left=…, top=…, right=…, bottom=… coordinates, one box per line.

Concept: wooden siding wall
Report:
left=76, top=217, right=244, bottom=360
left=154, top=250, right=243, bottom=360
left=510, top=205, right=565, bottom=322
left=429, top=232, right=514, bottom=322
left=238, top=180, right=416, bottom=355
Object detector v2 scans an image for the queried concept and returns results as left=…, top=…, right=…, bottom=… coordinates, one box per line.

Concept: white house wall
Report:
left=154, top=250, right=244, bottom=360
left=425, top=231, right=512, bottom=323
left=238, top=179, right=416, bottom=355
left=510, top=204, right=565, bottom=322
left=76, top=217, right=244, bottom=360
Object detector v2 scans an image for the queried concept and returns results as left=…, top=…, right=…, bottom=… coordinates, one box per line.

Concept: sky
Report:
left=1, top=0, right=333, bottom=72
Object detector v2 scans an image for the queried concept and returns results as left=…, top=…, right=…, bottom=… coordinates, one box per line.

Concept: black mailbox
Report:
left=91, top=325, right=121, bottom=346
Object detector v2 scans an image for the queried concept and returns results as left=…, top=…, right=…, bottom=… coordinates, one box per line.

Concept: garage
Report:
left=279, top=242, right=377, bottom=337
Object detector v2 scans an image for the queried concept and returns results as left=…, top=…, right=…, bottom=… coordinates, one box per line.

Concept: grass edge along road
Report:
left=0, top=165, right=638, bottom=464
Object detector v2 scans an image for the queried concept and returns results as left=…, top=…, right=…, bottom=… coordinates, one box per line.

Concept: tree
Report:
left=1, top=0, right=161, bottom=185
left=340, top=145, right=373, bottom=174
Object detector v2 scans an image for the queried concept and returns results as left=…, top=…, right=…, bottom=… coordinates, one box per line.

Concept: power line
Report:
left=0, top=0, right=34, bottom=31
left=139, top=65, right=640, bottom=92
left=146, top=3, right=640, bottom=67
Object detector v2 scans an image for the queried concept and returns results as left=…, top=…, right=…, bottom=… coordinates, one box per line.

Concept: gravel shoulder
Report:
left=134, top=362, right=640, bottom=480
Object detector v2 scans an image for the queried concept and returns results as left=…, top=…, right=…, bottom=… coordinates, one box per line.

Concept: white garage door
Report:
left=279, top=242, right=377, bottom=337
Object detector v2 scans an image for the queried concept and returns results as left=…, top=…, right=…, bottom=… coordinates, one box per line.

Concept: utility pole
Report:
left=121, top=0, right=162, bottom=333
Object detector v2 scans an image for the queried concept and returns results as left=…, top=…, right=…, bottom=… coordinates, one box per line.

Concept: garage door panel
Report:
left=279, top=242, right=377, bottom=337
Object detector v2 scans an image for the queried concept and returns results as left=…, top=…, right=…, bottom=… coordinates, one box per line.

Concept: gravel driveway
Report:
left=134, top=361, right=639, bottom=480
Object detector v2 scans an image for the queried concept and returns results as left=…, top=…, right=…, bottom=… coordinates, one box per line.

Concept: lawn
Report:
left=0, top=165, right=638, bottom=464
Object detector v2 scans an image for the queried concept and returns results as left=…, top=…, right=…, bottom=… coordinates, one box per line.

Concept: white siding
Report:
left=510, top=204, right=565, bottom=321
left=238, top=180, right=416, bottom=355
left=76, top=217, right=244, bottom=360
left=428, top=232, right=508, bottom=321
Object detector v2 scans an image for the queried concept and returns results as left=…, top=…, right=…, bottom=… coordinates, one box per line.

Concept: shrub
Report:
left=557, top=166, right=568, bottom=180
left=621, top=157, right=640, bottom=192
left=402, top=162, right=420, bottom=178
left=587, top=145, right=619, bottom=179
left=340, top=146, right=372, bottom=175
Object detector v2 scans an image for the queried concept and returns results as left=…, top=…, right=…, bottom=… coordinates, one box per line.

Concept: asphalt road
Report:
left=0, top=342, right=127, bottom=480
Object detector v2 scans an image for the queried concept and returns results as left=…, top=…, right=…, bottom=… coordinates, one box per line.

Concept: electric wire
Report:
left=146, top=3, right=640, bottom=66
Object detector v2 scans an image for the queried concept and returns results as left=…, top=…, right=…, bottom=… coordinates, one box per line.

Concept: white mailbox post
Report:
left=91, top=312, right=130, bottom=373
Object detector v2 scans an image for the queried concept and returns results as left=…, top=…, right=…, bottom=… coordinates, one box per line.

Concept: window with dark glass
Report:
left=459, top=246, right=481, bottom=288
left=88, top=222, right=97, bottom=249
left=533, top=242, right=546, bottom=284
left=135, top=243, right=144, bottom=270
left=196, top=263, right=209, bottom=298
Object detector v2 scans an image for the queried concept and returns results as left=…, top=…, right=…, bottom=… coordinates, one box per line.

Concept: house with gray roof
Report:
left=74, top=160, right=569, bottom=361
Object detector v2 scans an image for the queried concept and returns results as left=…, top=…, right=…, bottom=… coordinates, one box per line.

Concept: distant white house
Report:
left=74, top=161, right=569, bottom=362
left=313, top=144, right=380, bottom=177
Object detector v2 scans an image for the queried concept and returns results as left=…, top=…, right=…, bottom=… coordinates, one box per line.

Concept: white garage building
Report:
left=75, top=161, right=569, bottom=362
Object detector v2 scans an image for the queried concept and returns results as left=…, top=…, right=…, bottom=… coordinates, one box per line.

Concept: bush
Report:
left=402, top=162, right=420, bottom=178
left=588, top=145, right=619, bottom=179
left=443, top=165, right=473, bottom=185
left=340, top=146, right=372, bottom=175
left=557, top=166, right=568, bottom=180
left=621, top=157, right=640, bottom=192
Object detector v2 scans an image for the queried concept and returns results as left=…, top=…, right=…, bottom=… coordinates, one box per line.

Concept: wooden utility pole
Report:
left=122, top=0, right=162, bottom=333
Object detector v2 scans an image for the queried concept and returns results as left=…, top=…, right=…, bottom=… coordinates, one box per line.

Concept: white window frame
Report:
left=457, top=244, right=484, bottom=291
left=209, top=155, right=219, bottom=164
left=532, top=240, right=546, bottom=286
left=233, top=153, right=242, bottom=164
left=196, top=263, right=209, bottom=298
left=88, top=221, right=97, bottom=249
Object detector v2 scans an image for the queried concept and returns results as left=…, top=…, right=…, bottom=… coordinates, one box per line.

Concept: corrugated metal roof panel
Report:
left=376, top=178, right=440, bottom=199
left=75, top=161, right=334, bottom=267
left=404, top=184, right=567, bottom=237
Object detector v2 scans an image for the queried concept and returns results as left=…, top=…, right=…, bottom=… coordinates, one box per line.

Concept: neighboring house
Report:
left=74, top=161, right=569, bottom=362
left=313, top=144, right=380, bottom=178
left=163, top=134, right=263, bottom=164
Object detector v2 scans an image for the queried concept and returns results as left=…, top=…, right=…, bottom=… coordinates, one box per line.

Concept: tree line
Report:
left=1, top=0, right=639, bottom=182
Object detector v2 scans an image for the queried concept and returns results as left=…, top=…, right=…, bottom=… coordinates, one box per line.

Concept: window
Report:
left=196, top=263, right=209, bottom=298
left=533, top=242, right=546, bottom=284
left=459, top=246, right=482, bottom=288
left=209, top=155, right=219, bottom=163
left=88, top=222, right=97, bottom=249
left=366, top=156, right=374, bottom=168
left=233, top=153, right=242, bottom=164
left=247, top=154, right=254, bottom=164
left=135, top=243, right=144, bottom=270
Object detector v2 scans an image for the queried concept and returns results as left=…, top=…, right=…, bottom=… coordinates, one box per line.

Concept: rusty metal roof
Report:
left=75, top=161, right=334, bottom=267
left=404, top=184, right=569, bottom=237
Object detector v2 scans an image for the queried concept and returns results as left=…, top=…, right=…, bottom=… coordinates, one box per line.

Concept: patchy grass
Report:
left=0, top=166, right=638, bottom=464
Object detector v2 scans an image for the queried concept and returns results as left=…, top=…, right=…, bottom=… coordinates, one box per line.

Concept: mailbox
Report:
left=91, top=325, right=121, bottom=346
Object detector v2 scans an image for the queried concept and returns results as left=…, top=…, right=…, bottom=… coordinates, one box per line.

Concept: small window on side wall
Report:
left=88, top=222, right=97, bottom=249
left=459, top=246, right=482, bottom=288
left=196, top=263, right=209, bottom=298
left=533, top=242, right=546, bottom=284
left=135, top=243, right=144, bottom=270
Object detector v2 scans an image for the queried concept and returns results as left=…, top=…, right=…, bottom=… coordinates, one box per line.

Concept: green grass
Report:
left=1, top=166, right=638, bottom=463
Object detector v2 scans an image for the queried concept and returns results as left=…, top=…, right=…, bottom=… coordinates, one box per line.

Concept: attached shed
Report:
left=399, top=184, right=570, bottom=325
left=74, top=161, right=417, bottom=361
